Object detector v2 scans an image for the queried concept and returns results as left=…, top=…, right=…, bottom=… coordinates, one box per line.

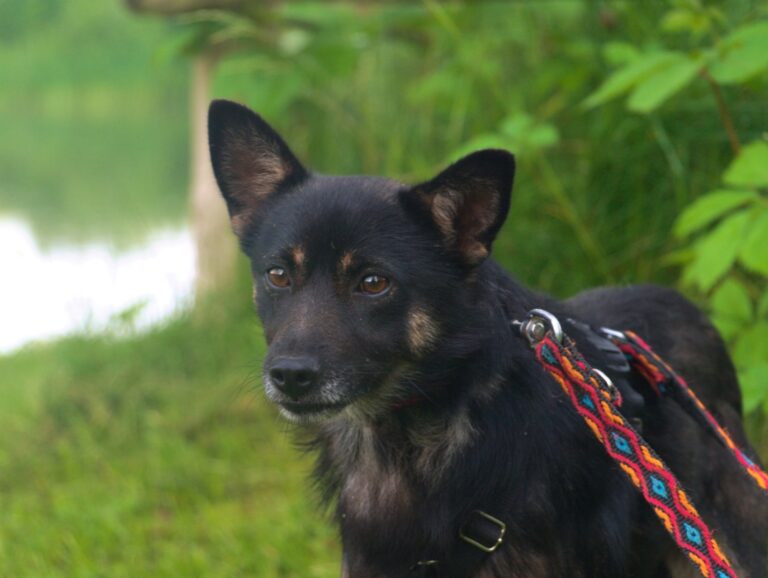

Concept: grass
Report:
left=0, top=291, right=339, bottom=578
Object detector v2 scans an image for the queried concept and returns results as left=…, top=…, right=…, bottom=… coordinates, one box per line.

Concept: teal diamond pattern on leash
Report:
left=684, top=523, right=703, bottom=546
left=649, top=475, right=668, bottom=499
left=611, top=432, right=632, bottom=455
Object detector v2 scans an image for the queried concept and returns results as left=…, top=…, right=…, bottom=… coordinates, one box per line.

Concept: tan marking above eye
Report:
left=266, top=266, right=291, bottom=289
left=359, top=274, right=390, bottom=295
left=340, top=251, right=355, bottom=272
left=291, top=245, right=305, bottom=267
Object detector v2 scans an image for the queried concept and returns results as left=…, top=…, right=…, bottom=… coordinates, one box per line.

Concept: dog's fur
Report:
left=208, top=100, right=768, bottom=578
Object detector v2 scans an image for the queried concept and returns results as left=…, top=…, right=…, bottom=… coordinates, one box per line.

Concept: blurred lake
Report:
left=0, top=1, right=193, bottom=353
left=0, top=217, right=195, bottom=353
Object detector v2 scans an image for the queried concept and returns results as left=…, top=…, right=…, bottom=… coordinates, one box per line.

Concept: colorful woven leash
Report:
left=610, top=330, right=768, bottom=493
left=517, top=309, right=739, bottom=578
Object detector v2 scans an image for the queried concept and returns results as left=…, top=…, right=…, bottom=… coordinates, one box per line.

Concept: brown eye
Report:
left=266, top=267, right=291, bottom=289
left=359, top=274, right=390, bottom=296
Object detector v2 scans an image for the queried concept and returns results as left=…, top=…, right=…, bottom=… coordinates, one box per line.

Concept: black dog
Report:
left=208, top=100, right=767, bottom=578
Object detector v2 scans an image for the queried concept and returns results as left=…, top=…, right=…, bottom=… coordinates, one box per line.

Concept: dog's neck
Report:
left=303, top=264, right=607, bottom=575
left=310, top=262, right=557, bottom=511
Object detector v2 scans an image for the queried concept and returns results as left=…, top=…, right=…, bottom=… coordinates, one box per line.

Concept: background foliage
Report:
left=583, top=1, right=768, bottom=414
left=0, top=0, right=766, bottom=576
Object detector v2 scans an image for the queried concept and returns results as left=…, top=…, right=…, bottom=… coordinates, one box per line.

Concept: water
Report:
left=0, top=216, right=196, bottom=354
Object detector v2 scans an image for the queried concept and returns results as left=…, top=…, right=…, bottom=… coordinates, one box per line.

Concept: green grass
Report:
left=0, top=293, right=339, bottom=578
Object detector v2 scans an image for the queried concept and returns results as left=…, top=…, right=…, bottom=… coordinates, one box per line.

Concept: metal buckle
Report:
left=410, top=560, right=439, bottom=577
left=517, top=308, right=564, bottom=346
left=593, top=368, right=620, bottom=402
left=600, top=327, right=626, bottom=341
left=459, top=510, right=506, bottom=553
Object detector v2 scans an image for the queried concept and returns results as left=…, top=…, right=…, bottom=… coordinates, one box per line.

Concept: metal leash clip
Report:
left=599, top=326, right=627, bottom=342
left=514, top=308, right=564, bottom=347
left=514, top=309, right=620, bottom=403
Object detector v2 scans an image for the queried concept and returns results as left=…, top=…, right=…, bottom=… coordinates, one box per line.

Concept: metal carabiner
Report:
left=516, top=308, right=564, bottom=347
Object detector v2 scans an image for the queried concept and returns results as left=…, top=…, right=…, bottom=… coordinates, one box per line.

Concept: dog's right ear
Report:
left=208, top=100, right=306, bottom=238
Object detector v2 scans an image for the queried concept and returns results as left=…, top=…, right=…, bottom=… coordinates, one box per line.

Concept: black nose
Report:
left=268, top=357, right=320, bottom=400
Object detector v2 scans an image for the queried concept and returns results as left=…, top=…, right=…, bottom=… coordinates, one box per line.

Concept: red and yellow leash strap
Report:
left=533, top=332, right=737, bottom=578
left=612, top=330, right=768, bottom=493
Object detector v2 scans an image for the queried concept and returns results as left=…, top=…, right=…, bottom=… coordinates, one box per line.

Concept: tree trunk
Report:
left=189, top=50, right=238, bottom=296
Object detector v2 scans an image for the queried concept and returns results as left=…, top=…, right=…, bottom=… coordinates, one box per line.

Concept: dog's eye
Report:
left=266, top=267, right=291, bottom=289
left=358, top=274, right=390, bottom=296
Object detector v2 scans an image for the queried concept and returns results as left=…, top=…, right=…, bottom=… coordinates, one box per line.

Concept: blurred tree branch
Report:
left=125, top=0, right=418, bottom=17
left=124, top=0, right=245, bottom=15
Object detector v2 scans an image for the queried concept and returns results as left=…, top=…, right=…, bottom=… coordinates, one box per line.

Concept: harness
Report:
left=410, top=308, right=767, bottom=578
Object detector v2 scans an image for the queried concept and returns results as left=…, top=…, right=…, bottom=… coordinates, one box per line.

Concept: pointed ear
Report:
left=402, top=149, right=515, bottom=266
left=208, top=99, right=307, bottom=238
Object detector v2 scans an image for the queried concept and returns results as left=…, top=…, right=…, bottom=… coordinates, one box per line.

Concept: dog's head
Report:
left=209, top=100, right=515, bottom=423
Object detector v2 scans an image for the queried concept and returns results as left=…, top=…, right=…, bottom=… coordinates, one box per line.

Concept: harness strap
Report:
left=611, top=330, right=768, bottom=493
left=531, top=326, right=738, bottom=578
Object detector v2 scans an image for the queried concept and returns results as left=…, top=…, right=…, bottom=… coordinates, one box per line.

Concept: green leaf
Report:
left=661, top=8, right=712, bottom=36
left=710, top=42, right=768, bottom=84
left=758, top=291, right=768, bottom=318
left=712, top=314, right=742, bottom=341
left=682, top=210, right=752, bottom=291
left=724, top=141, right=768, bottom=188
left=711, top=278, right=753, bottom=323
left=454, top=114, right=561, bottom=156
left=662, top=247, right=696, bottom=266
left=739, top=210, right=768, bottom=276
left=602, top=42, right=639, bottom=67
left=729, top=20, right=768, bottom=40
left=661, top=9, right=697, bottom=33
left=710, top=21, right=768, bottom=84
left=153, top=26, right=208, bottom=63
left=528, top=125, right=560, bottom=149
left=627, top=56, right=701, bottom=113
left=500, top=114, right=534, bottom=138
left=674, top=189, right=758, bottom=238
left=733, top=321, right=768, bottom=367
left=740, top=362, right=768, bottom=413
left=583, top=51, right=680, bottom=109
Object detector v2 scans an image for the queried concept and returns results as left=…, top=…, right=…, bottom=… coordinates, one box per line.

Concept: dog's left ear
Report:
left=402, top=149, right=515, bottom=266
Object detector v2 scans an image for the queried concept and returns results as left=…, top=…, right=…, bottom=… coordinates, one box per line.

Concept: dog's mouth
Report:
left=264, top=365, right=413, bottom=424
left=263, top=375, right=355, bottom=423
left=277, top=400, right=348, bottom=423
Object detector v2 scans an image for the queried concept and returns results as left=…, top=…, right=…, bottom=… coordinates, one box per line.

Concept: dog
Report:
left=208, top=99, right=767, bottom=578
